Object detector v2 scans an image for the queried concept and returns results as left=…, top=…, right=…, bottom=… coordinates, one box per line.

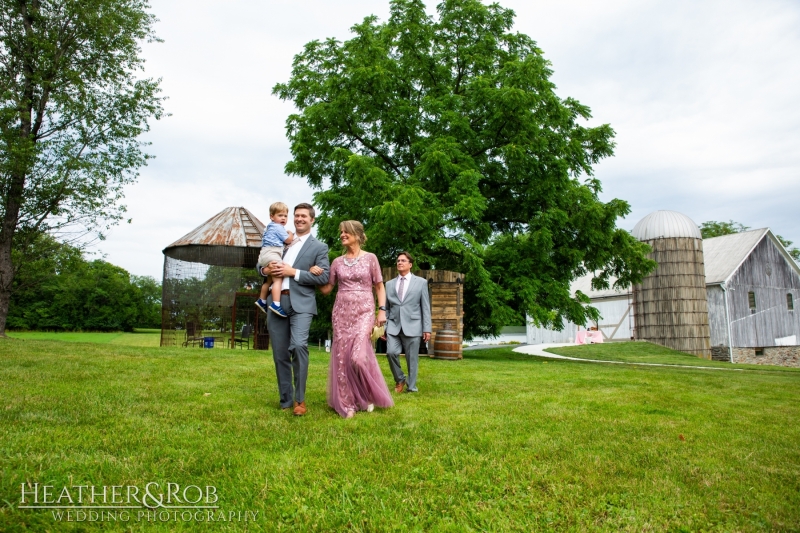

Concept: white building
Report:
left=526, top=275, right=633, bottom=345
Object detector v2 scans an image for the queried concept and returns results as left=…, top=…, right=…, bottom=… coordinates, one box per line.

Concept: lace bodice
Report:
left=329, top=253, right=383, bottom=291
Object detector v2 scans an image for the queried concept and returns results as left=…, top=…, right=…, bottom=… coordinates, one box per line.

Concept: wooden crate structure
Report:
left=382, top=268, right=464, bottom=358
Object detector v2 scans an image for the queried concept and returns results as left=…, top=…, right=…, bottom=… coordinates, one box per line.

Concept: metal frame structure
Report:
left=160, top=207, right=267, bottom=348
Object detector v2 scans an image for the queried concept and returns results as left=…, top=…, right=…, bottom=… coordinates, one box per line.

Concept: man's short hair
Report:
left=294, top=203, right=316, bottom=219
left=397, top=251, right=414, bottom=265
left=269, top=201, right=289, bottom=216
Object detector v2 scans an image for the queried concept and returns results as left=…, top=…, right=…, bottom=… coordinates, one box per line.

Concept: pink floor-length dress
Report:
left=326, top=253, right=394, bottom=418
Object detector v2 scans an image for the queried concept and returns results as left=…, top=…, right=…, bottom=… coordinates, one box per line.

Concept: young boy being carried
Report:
left=255, top=202, right=295, bottom=317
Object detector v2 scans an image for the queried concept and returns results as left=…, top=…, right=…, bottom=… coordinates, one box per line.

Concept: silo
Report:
left=632, top=210, right=712, bottom=358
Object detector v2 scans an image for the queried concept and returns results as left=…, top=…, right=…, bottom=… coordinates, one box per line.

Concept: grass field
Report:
left=1, top=337, right=799, bottom=531
left=545, top=342, right=800, bottom=372
left=7, top=329, right=162, bottom=347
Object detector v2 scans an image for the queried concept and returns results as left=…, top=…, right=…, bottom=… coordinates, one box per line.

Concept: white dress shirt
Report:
left=280, top=233, right=309, bottom=290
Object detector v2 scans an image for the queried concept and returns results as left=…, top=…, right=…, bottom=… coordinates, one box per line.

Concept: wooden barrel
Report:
left=432, top=330, right=462, bottom=360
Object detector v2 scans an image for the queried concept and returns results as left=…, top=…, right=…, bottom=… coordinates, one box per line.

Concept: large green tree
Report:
left=0, top=0, right=164, bottom=335
left=275, top=0, right=654, bottom=337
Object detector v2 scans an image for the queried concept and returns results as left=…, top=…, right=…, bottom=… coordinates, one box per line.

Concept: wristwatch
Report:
left=378, top=306, right=386, bottom=311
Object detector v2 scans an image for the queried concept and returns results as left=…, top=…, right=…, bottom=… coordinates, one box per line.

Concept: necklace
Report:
left=343, top=252, right=363, bottom=267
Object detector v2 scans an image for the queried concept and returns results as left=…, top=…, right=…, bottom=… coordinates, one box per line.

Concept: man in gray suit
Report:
left=384, top=251, right=431, bottom=393
left=262, top=203, right=329, bottom=416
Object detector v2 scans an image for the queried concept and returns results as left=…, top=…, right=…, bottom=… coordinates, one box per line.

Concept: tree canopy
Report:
left=699, top=220, right=751, bottom=239
left=274, top=0, right=655, bottom=337
left=0, top=0, right=164, bottom=334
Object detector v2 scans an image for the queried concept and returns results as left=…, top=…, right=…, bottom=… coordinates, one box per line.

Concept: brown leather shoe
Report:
left=293, top=401, right=307, bottom=416
left=394, top=380, right=405, bottom=393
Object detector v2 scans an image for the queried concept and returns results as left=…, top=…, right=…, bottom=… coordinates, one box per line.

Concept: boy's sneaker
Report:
left=269, top=302, right=288, bottom=317
left=254, top=299, right=268, bottom=314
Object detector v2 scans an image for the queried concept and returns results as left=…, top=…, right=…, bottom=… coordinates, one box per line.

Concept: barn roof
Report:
left=572, top=227, right=800, bottom=299
left=702, top=229, right=767, bottom=284
left=164, top=207, right=265, bottom=250
left=703, top=228, right=800, bottom=284
left=570, top=272, right=630, bottom=300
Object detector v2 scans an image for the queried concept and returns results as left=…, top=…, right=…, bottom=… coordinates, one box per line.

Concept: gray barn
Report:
left=527, top=227, right=800, bottom=367
left=704, top=229, right=800, bottom=365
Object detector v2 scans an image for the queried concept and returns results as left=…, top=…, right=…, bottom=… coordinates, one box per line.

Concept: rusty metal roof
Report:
left=164, top=207, right=265, bottom=250
left=162, top=207, right=267, bottom=268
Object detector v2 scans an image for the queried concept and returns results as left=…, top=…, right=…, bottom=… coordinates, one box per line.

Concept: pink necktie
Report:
left=398, top=277, right=405, bottom=302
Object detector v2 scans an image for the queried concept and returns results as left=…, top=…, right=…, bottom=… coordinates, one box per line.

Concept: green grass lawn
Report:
left=1, top=338, right=799, bottom=531
left=545, top=342, right=800, bottom=372
left=7, top=329, right=162, bottom=347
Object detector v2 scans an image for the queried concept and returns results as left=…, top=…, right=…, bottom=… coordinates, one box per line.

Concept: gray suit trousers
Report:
left=386, top=330, right=421, bottom=392
left=267, top=293, right=313, bottom=407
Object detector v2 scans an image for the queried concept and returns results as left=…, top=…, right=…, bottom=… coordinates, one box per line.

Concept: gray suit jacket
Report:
left=283, top=235, right=330, bottom=315
left=385, top=274, right=432, bottom=337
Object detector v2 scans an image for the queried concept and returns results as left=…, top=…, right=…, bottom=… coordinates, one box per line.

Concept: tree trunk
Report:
left=0, top=238, right=14, bottom=337
left=0, top=174, right=26, bottom=337
left=1, top=12, right=35, bottom=335
left=0, top=206, right=19, bottom=337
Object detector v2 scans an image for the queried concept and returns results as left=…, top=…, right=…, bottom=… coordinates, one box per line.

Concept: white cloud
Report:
left=96, top=0, right=800, bottom=278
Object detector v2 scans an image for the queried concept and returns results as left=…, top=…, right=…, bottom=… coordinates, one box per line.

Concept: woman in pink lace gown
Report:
left=319, top=221, right=394, bottom=418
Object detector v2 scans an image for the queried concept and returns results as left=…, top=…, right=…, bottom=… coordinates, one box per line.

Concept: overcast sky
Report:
left=95, top=0, right=800, bottom=279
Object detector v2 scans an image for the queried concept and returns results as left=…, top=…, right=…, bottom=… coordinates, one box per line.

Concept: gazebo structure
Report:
left=160, top=207, right=267, bottom=349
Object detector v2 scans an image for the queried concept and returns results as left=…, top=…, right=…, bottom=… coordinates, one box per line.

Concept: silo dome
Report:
left=632, top=210, right=701, bottom=241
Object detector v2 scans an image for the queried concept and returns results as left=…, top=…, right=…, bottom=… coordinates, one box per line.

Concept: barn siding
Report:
left=706, top=285, right=730, bottom=347
left=594, top=297, right=634, bottom=340
left=527, top=318, right=578, bottom=344
left=526, top=296, right=632, bottom=344
left=726, top=237, right=800, bottom=348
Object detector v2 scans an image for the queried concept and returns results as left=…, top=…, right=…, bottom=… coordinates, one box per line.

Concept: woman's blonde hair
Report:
left=339, top=220, right=367, bottom=245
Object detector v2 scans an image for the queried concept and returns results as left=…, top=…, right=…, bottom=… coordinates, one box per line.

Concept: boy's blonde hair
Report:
left=269, top=201, right=289, bottom=216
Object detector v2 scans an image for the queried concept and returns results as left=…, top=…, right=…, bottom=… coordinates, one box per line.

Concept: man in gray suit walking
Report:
left=262, top=203, right=329, bottom=416
left=384, top=252, right=432, bottom=393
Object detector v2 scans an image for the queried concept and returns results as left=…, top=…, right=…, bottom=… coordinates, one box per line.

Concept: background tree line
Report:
left=7, top=232, right=160, bottom=331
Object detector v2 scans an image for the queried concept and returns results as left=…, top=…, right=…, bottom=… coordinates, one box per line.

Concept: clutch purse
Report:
left=371, top=325, right=385, bottom=343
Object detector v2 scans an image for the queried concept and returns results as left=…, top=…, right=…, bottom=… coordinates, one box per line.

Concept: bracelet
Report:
left=378, top=306, right=386, bottom=311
